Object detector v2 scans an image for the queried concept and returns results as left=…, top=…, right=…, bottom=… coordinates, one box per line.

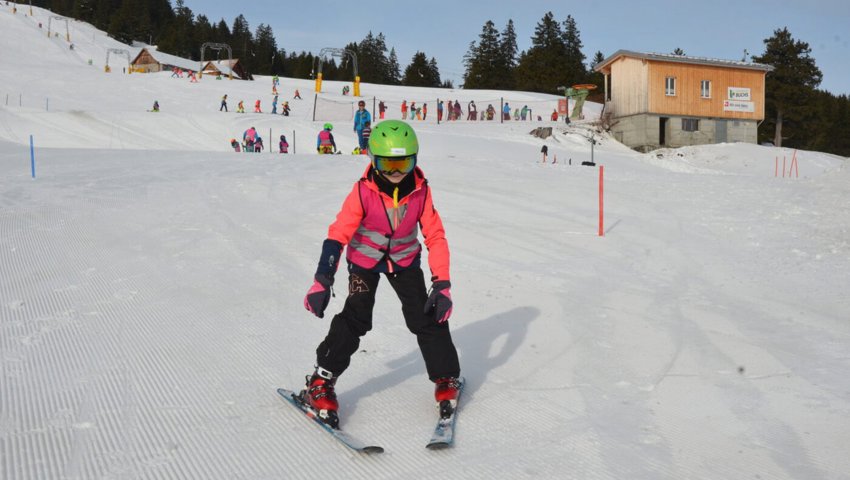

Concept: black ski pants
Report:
left=315, top=267, right=460, bottom=381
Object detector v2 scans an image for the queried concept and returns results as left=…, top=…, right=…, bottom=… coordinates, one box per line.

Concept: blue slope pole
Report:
left=30, top=135, right=36, bottom=179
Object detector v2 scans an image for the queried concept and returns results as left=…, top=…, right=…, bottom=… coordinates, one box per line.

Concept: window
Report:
left=665, top=77, right=676, bottom=96
left=700, top=80, right=711, bottom=98
left=682, top=118, right=699, bottom=132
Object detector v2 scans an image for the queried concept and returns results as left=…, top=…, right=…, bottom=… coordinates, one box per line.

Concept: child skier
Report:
left=301, top=120, right=461, bottom=429
left=279, top=134, right=289, bottom=154
left=316, top=123, right=337, bottom=154
left=359, top=121, right=371, bottom=154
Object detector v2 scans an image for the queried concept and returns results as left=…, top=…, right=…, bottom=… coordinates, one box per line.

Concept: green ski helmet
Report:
left=323, top=122, right=333, bottom=131
left=368, top=120, right=419, bottom=169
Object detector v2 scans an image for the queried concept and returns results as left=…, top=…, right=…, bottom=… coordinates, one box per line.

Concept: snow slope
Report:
left=2, top=6, right=849, bottom=480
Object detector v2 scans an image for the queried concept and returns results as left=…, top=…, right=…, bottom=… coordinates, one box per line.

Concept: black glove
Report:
left=304, top=273, right=333, bottom=318
left=424, top=280, right=453, bottom=323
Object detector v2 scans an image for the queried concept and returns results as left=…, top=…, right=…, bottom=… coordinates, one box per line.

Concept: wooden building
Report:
left=594, top=50, right=773, bottom=152
left=130, top=48, right=202, bottom=74
left=201, top=59, right=251, bottom=81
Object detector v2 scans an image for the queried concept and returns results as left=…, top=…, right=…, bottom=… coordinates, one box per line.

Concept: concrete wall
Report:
left=611, top=114, right=759, bottom=152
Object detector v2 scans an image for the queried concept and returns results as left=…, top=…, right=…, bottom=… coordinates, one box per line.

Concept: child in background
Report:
left=360, top=121, right=371, bottom=154
left=279, top=134, right=289, bottom=154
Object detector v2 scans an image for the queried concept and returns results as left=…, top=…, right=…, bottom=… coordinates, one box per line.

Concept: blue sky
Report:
left=181, top=0, right=850, bottom=95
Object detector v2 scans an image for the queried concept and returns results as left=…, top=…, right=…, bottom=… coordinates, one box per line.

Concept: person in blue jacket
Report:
left=353, top=100, right=372, bottom=151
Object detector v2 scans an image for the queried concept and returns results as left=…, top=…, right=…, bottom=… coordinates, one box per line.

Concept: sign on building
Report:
left=727, top=87, right=751, bottom=101
left=723, top=100, right=755, bottom=112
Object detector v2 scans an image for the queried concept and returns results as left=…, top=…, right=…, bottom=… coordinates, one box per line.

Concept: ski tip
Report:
left=362, top=446, right=385, bottom=454
left=426, top=442, right=451, bottom=450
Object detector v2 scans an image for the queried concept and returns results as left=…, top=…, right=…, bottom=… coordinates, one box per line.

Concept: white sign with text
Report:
left=723, top=100, right=755, bottom=112
left=728, top=87, right=752, bottom=101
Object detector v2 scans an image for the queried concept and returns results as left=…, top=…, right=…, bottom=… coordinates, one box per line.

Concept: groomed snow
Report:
left=2, top=6, right=849, bottom=480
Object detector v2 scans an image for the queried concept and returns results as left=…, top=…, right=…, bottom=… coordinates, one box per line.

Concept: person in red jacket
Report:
left=301, top=120, right=460, bottom=429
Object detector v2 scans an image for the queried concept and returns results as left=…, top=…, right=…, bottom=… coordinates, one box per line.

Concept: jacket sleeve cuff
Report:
left=316, top=239, right=343, bottom=276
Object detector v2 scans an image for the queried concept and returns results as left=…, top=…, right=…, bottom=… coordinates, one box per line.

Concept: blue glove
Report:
left=424, top=280, right=452, bottom=323
left=304, top=240, right=342, bottom=319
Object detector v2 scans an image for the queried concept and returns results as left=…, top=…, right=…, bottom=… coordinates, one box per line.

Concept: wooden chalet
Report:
left=130, top=47, right=202, bottom=74
left=594, top=50, right=773, bottom=152
left=201, top=59, right=251, bottom=81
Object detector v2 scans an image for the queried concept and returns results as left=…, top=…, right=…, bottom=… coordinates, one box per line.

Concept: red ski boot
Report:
left=301, top=367, right=339, bottom=428
left=434, top=377, right=461, bottom=418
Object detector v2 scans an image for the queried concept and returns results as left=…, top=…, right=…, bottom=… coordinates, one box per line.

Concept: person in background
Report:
left=300, top=120, right=460, bottom=430
left=220, top=94, right=228, bottom=112
left=254, top=99, right=262, bottom=113
left=378, top=100, right=386, bottom=119
left=353, top=100, right=372, bottom=152
left=279, top=134, right=289, bottom=154
left=151, top=100, right=159, bottom=112
left=230, top=138, right=241, bottom=152
left=316, top=123, right=337, bottom=154
left=550, top=109, right=559, bottom=121
left=294, top=89, right=302, bottom=99
left=360, top=121, right=372, bottom=155
left=541, top=144, right=548, bottom=163
left=272, top=95, right=279, bottom=114
left=437, top=100, right=444, bottom=122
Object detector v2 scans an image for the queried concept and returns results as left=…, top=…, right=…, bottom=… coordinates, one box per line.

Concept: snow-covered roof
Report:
left=202, top=59, right=243, bottom=80
left=595, top=49, right=774, bottom=73
left=132, top=47, right=202, bottom=73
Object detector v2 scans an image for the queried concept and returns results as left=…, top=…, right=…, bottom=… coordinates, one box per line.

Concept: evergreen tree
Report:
left=108, top=0, right=154, bottom=45
left=403, top=52, right=440, bottom=87
left=387, top=48, right=401, bottom=85
left=157, top=0, right=195, bottom=58
left=462, top=20, right=502, bottom=89
left=357, top=32, right=391, bottom=83
left=514, top=12, right=568, bottom=93
left=210, top=19, right=232, bottom=47
left=252, top=24, right=278, bottom=75
left=752, top=27, right=822, bottom=147
left=498, top=19, right=518, bottom=89
left=561, top=15, right=587, bottom=86
left=231, top=15, right=254, bottom=73
left=588, top=50, right=605, bottom=89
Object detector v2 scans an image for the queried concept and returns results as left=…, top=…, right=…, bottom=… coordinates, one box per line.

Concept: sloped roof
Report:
left=594, top=50, right=774, bottom=74
left=202, top=59, right=243, bottom=79
left=131, top=48, right=201, bottom=72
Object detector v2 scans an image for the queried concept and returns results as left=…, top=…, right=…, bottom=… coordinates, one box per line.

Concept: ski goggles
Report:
left=373, top=154, right=416, bottom=175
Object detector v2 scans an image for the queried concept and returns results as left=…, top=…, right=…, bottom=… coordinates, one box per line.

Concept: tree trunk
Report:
left=773, top=109, right=783, bottom=147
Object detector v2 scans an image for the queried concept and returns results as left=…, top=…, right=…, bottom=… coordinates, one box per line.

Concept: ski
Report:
left=276, top=388, right=384, bottom=454
left=426, top=377, right=465, bottom=450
